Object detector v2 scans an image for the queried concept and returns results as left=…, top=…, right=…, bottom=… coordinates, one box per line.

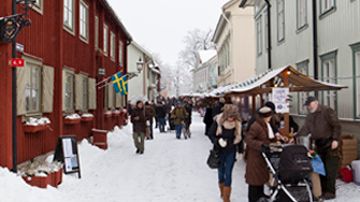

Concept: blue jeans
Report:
left=158, top=118, right=166, bottom=132
left=218, top=150, right=236, bottom=186
left=175, top=124, right=183, bottom=139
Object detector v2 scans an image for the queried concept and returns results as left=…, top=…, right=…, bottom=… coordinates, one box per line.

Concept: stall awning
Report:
left=211, top=65, right=347, bottom=96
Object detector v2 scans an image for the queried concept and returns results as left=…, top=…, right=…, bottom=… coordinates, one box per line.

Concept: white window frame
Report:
left=80, top=74, right=89, bottom=112
left=103, top=24, right=109, bottom=56
left=95, top=16, right=99, bottom=49
left=25, top=64, right=42, bottom=115
left=320, top=0, right=335, bottom=15
left=256, top=15, right=263, bottom=56
left=296, top=0, right=308, bottom=30
left=63, top=69, right=75, bottom=113
left=276, top=0, right=285, bottom=43
left=119, top=41, right=124, bottom=66
left=79, top=0, right=89, bottom=42
left=356, top=51, right=360, bottom=118
left=110, top=32, right=116, bottom=61
left=297, top=60, right=309, bottom=115
left=320, top=51, right=337, bottom=111
left=31, top=0, right=43, bottom=14
left=64, top=0, right=75, bottom=34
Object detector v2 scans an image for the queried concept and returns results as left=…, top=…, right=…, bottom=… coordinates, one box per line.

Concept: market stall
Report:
left=213, top=65, right=347, bottom=136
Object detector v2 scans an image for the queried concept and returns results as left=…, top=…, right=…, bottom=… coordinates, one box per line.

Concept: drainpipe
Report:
left=312, top=0, right=319, bottom=97
left=264, top=0, right=272, bottom=70
left=11, top=0, right=17, bottom=173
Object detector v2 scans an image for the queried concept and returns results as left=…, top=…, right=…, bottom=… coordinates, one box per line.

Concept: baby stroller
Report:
left=261, top=144, right=314, bottom=202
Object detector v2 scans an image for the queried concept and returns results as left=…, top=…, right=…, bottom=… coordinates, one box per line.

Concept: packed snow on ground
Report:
left=1, top=114, right=360, bottom=202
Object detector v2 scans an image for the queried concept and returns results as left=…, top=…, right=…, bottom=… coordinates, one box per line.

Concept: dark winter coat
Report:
left=245, top=120, right=273, bottom=186
left=212, top=102, right=224, bottom=118
left=145, top=105, right=155, bottom=121
left=185, top=104, right=193, bottom=124
left=298, top=105, right=341, bottom=149
left=130, top=108, right=146, bottom=133
left=203, top=108, right=214, bottom=125
left=155, top=104, right=167, bottom=118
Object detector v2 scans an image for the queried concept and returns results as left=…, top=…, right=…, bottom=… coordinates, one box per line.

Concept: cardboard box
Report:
left=341, top=135, right=358, bottom=166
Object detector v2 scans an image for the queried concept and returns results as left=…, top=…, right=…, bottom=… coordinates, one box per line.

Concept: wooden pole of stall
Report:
left=281, top=71, right=290, bottom=137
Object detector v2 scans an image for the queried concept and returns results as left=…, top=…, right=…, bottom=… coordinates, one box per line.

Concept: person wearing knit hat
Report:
left=210, top=104, right=242, bottom=202
left=245, top=106, right=277, bottom=202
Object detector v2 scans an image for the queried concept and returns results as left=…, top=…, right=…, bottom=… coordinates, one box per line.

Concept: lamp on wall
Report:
left=136, top=58, right=144, bottom=73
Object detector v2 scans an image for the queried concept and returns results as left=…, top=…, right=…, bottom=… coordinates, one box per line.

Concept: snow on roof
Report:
left=209, top=65, right=347, bottom=96
left=198, top=50, right=217, bottom=64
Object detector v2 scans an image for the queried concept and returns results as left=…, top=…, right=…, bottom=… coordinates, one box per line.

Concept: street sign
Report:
left=8, top=58, right=24, bottom=67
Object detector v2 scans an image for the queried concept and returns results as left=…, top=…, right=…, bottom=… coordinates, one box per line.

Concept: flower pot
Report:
left=23, top=124, right=49, bottom=133
left=49, top=168, right=63, bottom=187
left=81, top=116, right=94, bottom=122
left=92, top=129, right=108, bottom=150
left=64, top=118, right=81, bottom=125
left=22, top=175, right=51, bottom=189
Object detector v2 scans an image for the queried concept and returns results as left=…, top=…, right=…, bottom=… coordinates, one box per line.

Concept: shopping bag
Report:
left=311, top=155, right=326, bottom=176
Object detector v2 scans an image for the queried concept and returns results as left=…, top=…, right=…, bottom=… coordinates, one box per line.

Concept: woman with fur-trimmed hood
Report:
left=209, top=104, right=242, bottom=202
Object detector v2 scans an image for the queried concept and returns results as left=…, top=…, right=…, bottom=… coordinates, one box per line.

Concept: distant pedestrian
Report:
left=171, top=102, right=188, bottom=139
left=155, top=102, right=167, bottom=133
left=212, top=98, right=225, bottom=118
left=209, top=104, right=242, bottom=202
left=145, top=101, right=155, bottom=140
left=184, top=99, right=193, bottom=139
left=130, top=101, right=146, bottom=154
left=203, top=104, right=214, bottom=138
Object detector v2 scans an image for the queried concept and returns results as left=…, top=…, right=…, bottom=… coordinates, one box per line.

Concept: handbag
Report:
left=207, top=146, right=220, bottom=169
left=311, top=154, right=326, bottom=176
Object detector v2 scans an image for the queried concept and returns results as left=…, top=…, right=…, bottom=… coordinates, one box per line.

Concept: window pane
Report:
left=356, top=51, right=360, bottom=117
left=95, top=17, right=99, bottom=49
left=65, top=72, right=74, bottom=112
left=104, top=25, right=108, bottom=54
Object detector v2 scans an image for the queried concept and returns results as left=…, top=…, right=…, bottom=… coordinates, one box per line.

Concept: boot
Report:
left=223, top=186, right=231, bottom=202
left=219, top=183, right=224, bottom=198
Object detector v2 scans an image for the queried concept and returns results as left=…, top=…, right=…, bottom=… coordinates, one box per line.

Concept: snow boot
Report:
left=223, top=186, right=231, bottom=202
left=219, top=183, right=224, bottom=198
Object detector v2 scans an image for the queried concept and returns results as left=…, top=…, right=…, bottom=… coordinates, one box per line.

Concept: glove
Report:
left=261, top=144, right=270, bottom=153
left=218, top=138, right=227, bottom=148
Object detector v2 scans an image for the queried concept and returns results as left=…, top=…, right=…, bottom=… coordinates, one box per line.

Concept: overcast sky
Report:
left=108, top=0, right=229, bottom=66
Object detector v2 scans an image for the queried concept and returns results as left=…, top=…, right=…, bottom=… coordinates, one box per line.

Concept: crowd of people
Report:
left=203, top=96, right=340, bottom=202
left=128, top=94, right=341, bottom=202
left=128, top=96, right=194, bottom=154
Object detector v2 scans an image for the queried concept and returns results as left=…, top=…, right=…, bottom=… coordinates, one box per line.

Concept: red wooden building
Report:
left=0, top=0, right=132, bottom=169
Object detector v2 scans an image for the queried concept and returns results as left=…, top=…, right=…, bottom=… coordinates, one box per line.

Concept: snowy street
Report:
left=1, top=113, right=360, bottom=202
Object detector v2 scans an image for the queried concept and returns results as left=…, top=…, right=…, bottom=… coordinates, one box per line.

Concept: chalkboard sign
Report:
left=54, top=136, right=81, bottom=178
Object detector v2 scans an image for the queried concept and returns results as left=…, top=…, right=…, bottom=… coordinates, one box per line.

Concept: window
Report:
left=297, top=60, right=309, bottom=115
left=320, top=51, right=337, bottom=110
left=351, top=43, right=360, bottom=118
left=64, top=0, right=74, bottom=32
left=64, top=70, right=75, bottom=113
left=276, top=0, right=285, bottom=42
left=79, top=1, right=89, bottom=41
left=320, top=0, right=335, bottom=15
left=297, top=0, right=307, bottom=30
left=103, top=24, right=109, bottom=56
left=256, top=15, right=263, bottom=55
left=25, top=64, right=42, bottom=114
left=95, top=16, right=99, bottom=49
left=264, top=10, right=269, bottom=51
left=119, top=41, right=124, bottom=66
left=110, top=32, right=115, bottom=61
left=81, top=75, right=89, bottom=112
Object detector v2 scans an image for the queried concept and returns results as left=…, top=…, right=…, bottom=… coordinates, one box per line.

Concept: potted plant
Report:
left=81, top=113, right=94, bottom=122
left=64, top=114, right=81, bottom=125
left=23, top=117, right=51, bottom=134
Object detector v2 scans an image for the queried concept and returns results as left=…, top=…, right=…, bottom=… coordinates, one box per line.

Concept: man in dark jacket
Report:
left=155, top=102, right=167, bottom=133
left=184, top=99, right=193, bottom=138
left=298, top=96, right=341, bottom=200
left=212, top=98, right=225, bottom=118
left=145, top=101, right=155, bottom=140
left=130, top=101, right=146, bottom=154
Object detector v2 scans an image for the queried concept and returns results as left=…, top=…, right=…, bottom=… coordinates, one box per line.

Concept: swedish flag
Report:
left=111, top=72, right=128, bottom=96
